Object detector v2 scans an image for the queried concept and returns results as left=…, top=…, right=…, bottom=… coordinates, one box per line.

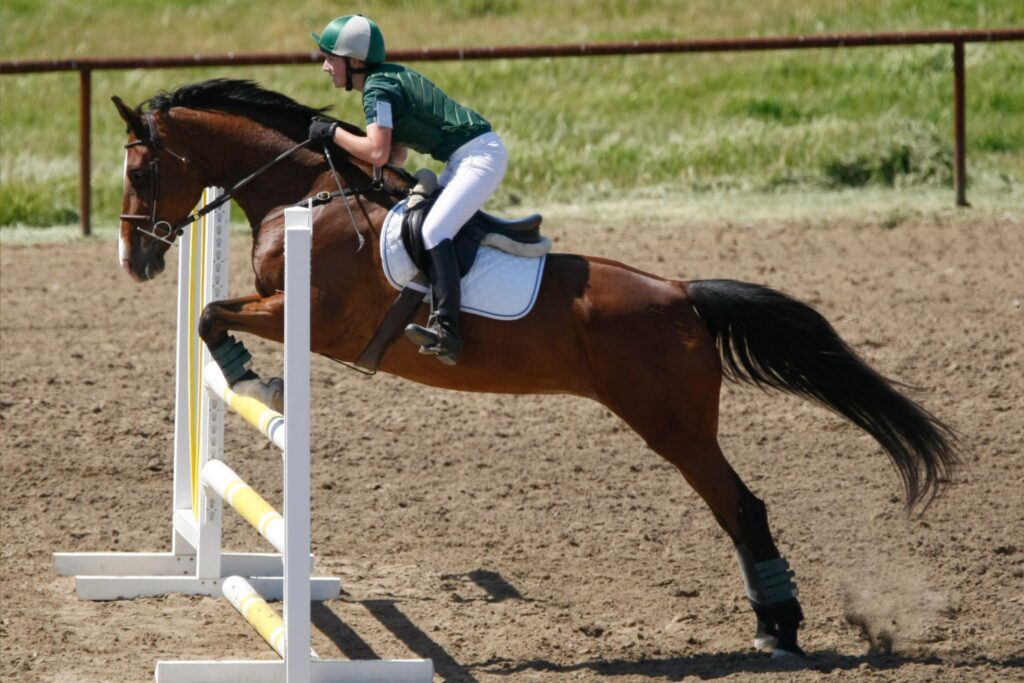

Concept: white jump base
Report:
left=52, top=551, right=339, bottom=601
left=155, top=659, right=434, bottom=683
left=54, top=195, right=432, bottom=682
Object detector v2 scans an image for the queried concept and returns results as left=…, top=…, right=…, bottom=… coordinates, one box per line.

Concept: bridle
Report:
left=120, top=110, right=315, bottom=245
left=120, top=111, right=192, bottom=244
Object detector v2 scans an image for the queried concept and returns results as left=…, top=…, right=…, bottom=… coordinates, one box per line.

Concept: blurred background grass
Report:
left=1, top=0, right=1021, bottom=229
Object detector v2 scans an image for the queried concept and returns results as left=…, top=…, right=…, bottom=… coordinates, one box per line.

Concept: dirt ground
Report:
left=2, top=209, right=1022, bottom=683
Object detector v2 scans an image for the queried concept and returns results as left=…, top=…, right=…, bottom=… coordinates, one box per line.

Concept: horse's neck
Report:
left=170, top=111, right=314, bottom=226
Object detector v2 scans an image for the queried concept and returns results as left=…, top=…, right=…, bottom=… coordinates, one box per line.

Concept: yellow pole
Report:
left=223, top=576, right=321, bottom=659
left=201, top=459, right=284, bottom=553
left=203, top=362, right=286, bottom=450
left=223, top=576, right=287, bottom=657
left=187, top=220, right=201, bottom=517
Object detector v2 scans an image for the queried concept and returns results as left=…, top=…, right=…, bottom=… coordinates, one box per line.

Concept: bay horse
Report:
left=114, top=79, right=958, bottom=658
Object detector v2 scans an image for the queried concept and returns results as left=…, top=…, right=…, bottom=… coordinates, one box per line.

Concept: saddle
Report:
left=400, top=169, right=547, bottom=277
left=354, top=169, right=550, bottom=373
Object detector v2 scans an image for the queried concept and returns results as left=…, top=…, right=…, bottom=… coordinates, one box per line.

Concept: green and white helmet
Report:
left=311, top=15, right=386, bottom=64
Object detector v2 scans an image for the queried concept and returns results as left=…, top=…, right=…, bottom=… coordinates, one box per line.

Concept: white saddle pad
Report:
left=380, top=199, right=546, bottom=321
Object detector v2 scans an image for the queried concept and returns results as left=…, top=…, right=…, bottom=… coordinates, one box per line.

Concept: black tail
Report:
left=687, top=279, right=959, bottom=512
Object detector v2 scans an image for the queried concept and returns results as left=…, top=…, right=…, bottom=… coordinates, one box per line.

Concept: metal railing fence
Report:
left=3, top=28, right=1023, bottom=235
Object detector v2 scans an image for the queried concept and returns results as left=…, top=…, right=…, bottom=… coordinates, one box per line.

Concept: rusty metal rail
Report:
left=3, top=28, right=1023, bottom=234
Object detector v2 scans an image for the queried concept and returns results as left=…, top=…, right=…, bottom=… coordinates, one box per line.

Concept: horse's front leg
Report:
left=198, top=292, right=285, bottom=412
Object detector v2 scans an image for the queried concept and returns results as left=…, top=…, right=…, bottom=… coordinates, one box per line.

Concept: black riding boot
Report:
left=404, top=239, right=463, bottom=365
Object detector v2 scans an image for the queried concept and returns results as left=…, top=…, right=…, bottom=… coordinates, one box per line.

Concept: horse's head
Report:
left=113, top=96, right=207, bottom=282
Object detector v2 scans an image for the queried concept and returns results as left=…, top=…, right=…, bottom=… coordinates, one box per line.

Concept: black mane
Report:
left=140, top=78, right=413, bottom=190
left=142, top=78, right=346, bottom=140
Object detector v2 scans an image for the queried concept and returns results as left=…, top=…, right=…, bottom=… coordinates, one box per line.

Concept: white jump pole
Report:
left=224, top=575, right=291, bottom=658
left=201, top=459, right=285, bottom=554
left=204, top=362, right=286, bottom=450
left=223, top=575, right=320, bottom=660
left=283, top=206, right=313, bottom=683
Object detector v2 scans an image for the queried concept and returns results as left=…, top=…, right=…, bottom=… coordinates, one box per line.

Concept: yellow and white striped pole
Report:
left=203, top=361, right=285, bottom=451
left=224, top=576, right=287, bottom=657
left=201, top=459, right=284, bottom=554
left=223, top=576, right=319, bottom=659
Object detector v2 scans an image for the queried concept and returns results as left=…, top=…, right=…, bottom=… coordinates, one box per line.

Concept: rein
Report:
left=122, top=111, right=404, bottom=247
left=254, top=140, right=406, bottom=253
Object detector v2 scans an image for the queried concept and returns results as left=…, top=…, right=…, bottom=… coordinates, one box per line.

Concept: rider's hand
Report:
left=308, top=119, right=339, bottom=143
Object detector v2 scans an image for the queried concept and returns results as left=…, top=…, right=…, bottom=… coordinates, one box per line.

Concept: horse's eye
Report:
left=129, top=169, right=148, bottom=186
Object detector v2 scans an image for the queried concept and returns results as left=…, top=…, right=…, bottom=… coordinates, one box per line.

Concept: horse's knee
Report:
left=198, top=303, right=224, bottom=344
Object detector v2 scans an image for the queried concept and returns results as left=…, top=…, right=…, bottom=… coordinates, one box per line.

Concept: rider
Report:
left=309, top=14, right=507, bottom=366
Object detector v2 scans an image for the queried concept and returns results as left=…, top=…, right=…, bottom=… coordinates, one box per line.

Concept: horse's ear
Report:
left=112, top=96, right=146, bottom=139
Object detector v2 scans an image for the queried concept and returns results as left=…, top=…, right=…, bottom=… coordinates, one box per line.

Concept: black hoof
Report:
left=753, top=610, right=778, bottom=651
left=752, top=599, right=803, bottom=657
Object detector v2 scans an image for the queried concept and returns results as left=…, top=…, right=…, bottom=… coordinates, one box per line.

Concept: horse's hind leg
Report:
left=617, top=406, right=805, bottom=656
left=589, top=310, right=804, bottom=656
left=198, top=292, right=285, bottom=412
left=678, top=438, right=805, bottom=656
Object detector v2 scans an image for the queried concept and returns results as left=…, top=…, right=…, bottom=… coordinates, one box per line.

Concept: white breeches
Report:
left=421, top=132, right=508, bottom=250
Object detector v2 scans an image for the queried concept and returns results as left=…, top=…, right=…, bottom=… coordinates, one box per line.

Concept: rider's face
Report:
left=322, top=55, right=348, bottom=89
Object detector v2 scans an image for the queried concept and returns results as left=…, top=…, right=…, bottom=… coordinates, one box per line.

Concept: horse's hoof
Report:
left=754, top=634, right=778, bottom=651
left=232, top=376, right=284, bottom=413
left=265, top=377, right=284, bottom=413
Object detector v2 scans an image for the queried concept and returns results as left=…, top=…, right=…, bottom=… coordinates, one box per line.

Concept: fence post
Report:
left=79, top=68, right=92, bottom=235
left=953, top=42, right=968, bottom=207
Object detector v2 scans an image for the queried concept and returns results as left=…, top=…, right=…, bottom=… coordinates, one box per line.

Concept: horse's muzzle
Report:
left=121, top=246, right=166, bottom=282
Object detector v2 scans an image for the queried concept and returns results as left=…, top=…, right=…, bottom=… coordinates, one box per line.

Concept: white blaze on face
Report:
left=119, top=150, right=129, bottom=267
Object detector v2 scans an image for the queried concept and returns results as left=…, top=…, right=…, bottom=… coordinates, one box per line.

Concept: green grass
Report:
left=1, top=1, right=1022, bottom=228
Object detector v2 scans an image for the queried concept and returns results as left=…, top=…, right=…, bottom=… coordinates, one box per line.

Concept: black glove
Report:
left=308, top=119, right=338, bottom=143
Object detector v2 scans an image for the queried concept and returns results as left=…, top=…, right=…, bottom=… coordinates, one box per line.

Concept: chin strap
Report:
left=343, top=57, right=374, bottom=92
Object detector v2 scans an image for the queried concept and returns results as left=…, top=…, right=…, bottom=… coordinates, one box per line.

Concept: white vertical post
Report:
left=171, top=221, right=197, bottom=556
left=170, top=188, right=229, bottom=577
left=196, top=191, right=230, bottom=578
left=283, top=206, right=312, bottom=682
